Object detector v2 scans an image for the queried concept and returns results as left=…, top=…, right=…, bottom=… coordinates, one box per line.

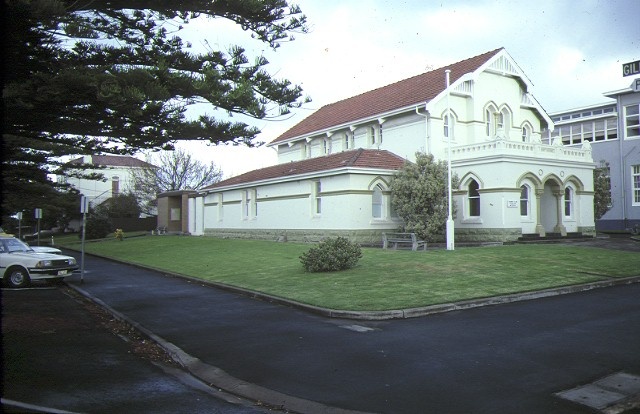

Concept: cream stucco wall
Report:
left=191, top=53, right=595, bottom=243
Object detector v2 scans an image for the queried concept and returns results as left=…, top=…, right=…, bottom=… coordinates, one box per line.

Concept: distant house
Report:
left=546, top=83, right=640, bottom=232
left=187, top=48, right=596, bottom=243
left=63, top=154, right=156, bottom=215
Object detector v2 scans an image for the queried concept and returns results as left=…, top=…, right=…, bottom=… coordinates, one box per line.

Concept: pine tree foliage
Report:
left=390, top=152, right=459, bottom=242
left=2, top=0, right=309, bottom=220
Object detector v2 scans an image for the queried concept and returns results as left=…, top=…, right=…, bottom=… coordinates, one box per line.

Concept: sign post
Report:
left=80, top=196, right=89, bottom=284
left=34, top=208, right=42, bottom=246
left=16, top=212, right=22, bottom=239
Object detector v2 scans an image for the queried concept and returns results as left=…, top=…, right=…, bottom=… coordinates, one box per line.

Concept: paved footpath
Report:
left=51, top=248, right=640, bottom=414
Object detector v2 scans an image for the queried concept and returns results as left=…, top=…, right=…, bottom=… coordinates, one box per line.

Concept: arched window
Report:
left=485, top=108, right=493, bottom=136
left=520, top=185, right=529, bottom=216
left=444, top=113, right=454, bottom=139
left=468, top=179, right=480, bottom=217
left=522, top=124, right=531, bottom=142
left=485, top=104, right=499, bottom=137
left=498, top=107, right=511, bottom=136
left=372, top=185, right=383, bottom=218
left=564, top=187, right=573, bottom=217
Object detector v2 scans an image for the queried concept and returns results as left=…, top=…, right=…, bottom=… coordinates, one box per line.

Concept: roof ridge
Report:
left=344, top=148, right=366, bottom=167
left=270, top=48, right=504, bottom=144
left=202, top=149, right=406, bottom=191
left=323, top=47, right=505, bottom=109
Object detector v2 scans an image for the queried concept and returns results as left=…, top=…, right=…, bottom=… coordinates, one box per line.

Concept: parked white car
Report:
left=29, top=245, right=63, bottom=254
left=0, top=236, right=78, bottom=288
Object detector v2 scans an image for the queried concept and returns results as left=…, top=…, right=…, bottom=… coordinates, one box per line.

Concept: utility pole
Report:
left=80, top=196, right=89, bottom=284
left=445, top=69, right=455, bottom=251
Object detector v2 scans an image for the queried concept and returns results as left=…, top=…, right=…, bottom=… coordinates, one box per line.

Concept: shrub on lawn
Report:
left=82, top=213, right=111, bottom=240
left=300, top=237, right=362, bottom=272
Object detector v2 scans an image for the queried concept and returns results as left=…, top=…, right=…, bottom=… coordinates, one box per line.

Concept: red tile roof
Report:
left=270, top=48, right=503, bottom=144
left=69, top=155, right=154, bottom=168
left=202, top=149, right=407, bottom=190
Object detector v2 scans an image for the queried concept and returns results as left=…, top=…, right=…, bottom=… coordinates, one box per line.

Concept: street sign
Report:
left=34, top=208, right=42, bottom=219
left=80, top=196, right=90, bottom=213
left=623, top=60, right=640, bottom=77
left=632, top=78, right=640, bottom=92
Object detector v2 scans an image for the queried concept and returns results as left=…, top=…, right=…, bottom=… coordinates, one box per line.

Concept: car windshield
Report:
left=1, top=238, right=34, bottom=253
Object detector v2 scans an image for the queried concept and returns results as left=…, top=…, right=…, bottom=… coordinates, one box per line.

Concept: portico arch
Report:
left=563, top=175, right=585, bottom=191
left=516, top=172, right=542, bottom=189
left=540, top=175, right=567, bottom=236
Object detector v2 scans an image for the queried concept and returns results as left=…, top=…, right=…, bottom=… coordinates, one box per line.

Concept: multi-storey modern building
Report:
left=547, top=81, right=640, bottom=232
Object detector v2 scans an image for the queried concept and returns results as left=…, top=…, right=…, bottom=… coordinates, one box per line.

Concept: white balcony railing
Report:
left=450, top=139, right=593, bottom=163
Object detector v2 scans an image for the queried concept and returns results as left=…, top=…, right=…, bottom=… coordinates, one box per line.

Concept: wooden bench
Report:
left=382, top=232, right=427, bottom=251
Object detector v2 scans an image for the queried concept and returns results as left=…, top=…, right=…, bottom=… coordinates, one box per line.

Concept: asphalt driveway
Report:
left=1, top=285, right=269, bottom=414
left=3, top=236, right=639, bottom=413
left=59, top=247, right=640, bottom=413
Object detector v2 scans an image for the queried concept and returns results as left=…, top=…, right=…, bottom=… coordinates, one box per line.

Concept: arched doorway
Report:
left=538, top=176, right=567, bottom=236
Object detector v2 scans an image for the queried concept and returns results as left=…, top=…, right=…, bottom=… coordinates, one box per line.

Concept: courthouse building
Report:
left=184, top=48, right=596, bottom=243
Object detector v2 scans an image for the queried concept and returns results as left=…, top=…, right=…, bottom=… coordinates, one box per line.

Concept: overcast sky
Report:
left=172, top=0, right=640, bottom=178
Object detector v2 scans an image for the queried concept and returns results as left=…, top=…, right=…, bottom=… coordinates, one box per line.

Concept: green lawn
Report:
left=61, top=236, right=640, bottom=311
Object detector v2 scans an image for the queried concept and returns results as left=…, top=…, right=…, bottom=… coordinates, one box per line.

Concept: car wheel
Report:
left=6, top=268, right=30, bottom=288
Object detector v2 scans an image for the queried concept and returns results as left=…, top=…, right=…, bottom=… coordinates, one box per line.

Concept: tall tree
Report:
left=593, top=161, right=612, bottom=220
left=130, top=149, right=222, bottom=214
left=390, top=152, right=459, bottom=242
left=2, top=0, right=309, bottom=222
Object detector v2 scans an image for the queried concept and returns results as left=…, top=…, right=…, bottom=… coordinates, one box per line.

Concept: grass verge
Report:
left=61, top=236, right=640, bottom=311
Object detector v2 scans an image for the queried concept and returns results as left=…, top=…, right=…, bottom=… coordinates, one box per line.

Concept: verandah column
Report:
left=553, top=190, right=567, bottom=236
left=535, top=188, right=545, bottom=237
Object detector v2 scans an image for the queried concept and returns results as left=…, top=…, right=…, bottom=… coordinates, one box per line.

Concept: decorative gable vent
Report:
left=453, top=80, right=473, bottom=97
left=487, top=55, right=518, bottom=76
left=521, top=90, right=535, bottom=107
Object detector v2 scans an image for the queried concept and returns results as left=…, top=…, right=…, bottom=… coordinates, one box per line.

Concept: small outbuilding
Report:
left=157, top=190, right=197, bottom=234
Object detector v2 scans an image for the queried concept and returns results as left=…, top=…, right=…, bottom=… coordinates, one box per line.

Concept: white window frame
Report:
left=313, top=181, right=322, bottom=215
left=468, top=179, right=480, bottom=217
left=625, top=104, right=640, bottom=138
left=217, top=193, right=224, bottom=222
left=444, top=113, right=455, bottom=140
left=632, top=165, right=640, bottom=206
left=564, top=187, right=573, bottom=217
left=497, top=112, right=504, bottom=132
left=369, top=126, right=377, bottom=147
left=242, top=189, right=257, bottom=220
left=521, top=125, right=531, bottom=142
left=520, top=185, right=530, bottom=217
left=485, top=108, right=493, bottom=136
left=372, top=185, right=383, bottom=219
left=321, top=137, right=331, bottom=155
